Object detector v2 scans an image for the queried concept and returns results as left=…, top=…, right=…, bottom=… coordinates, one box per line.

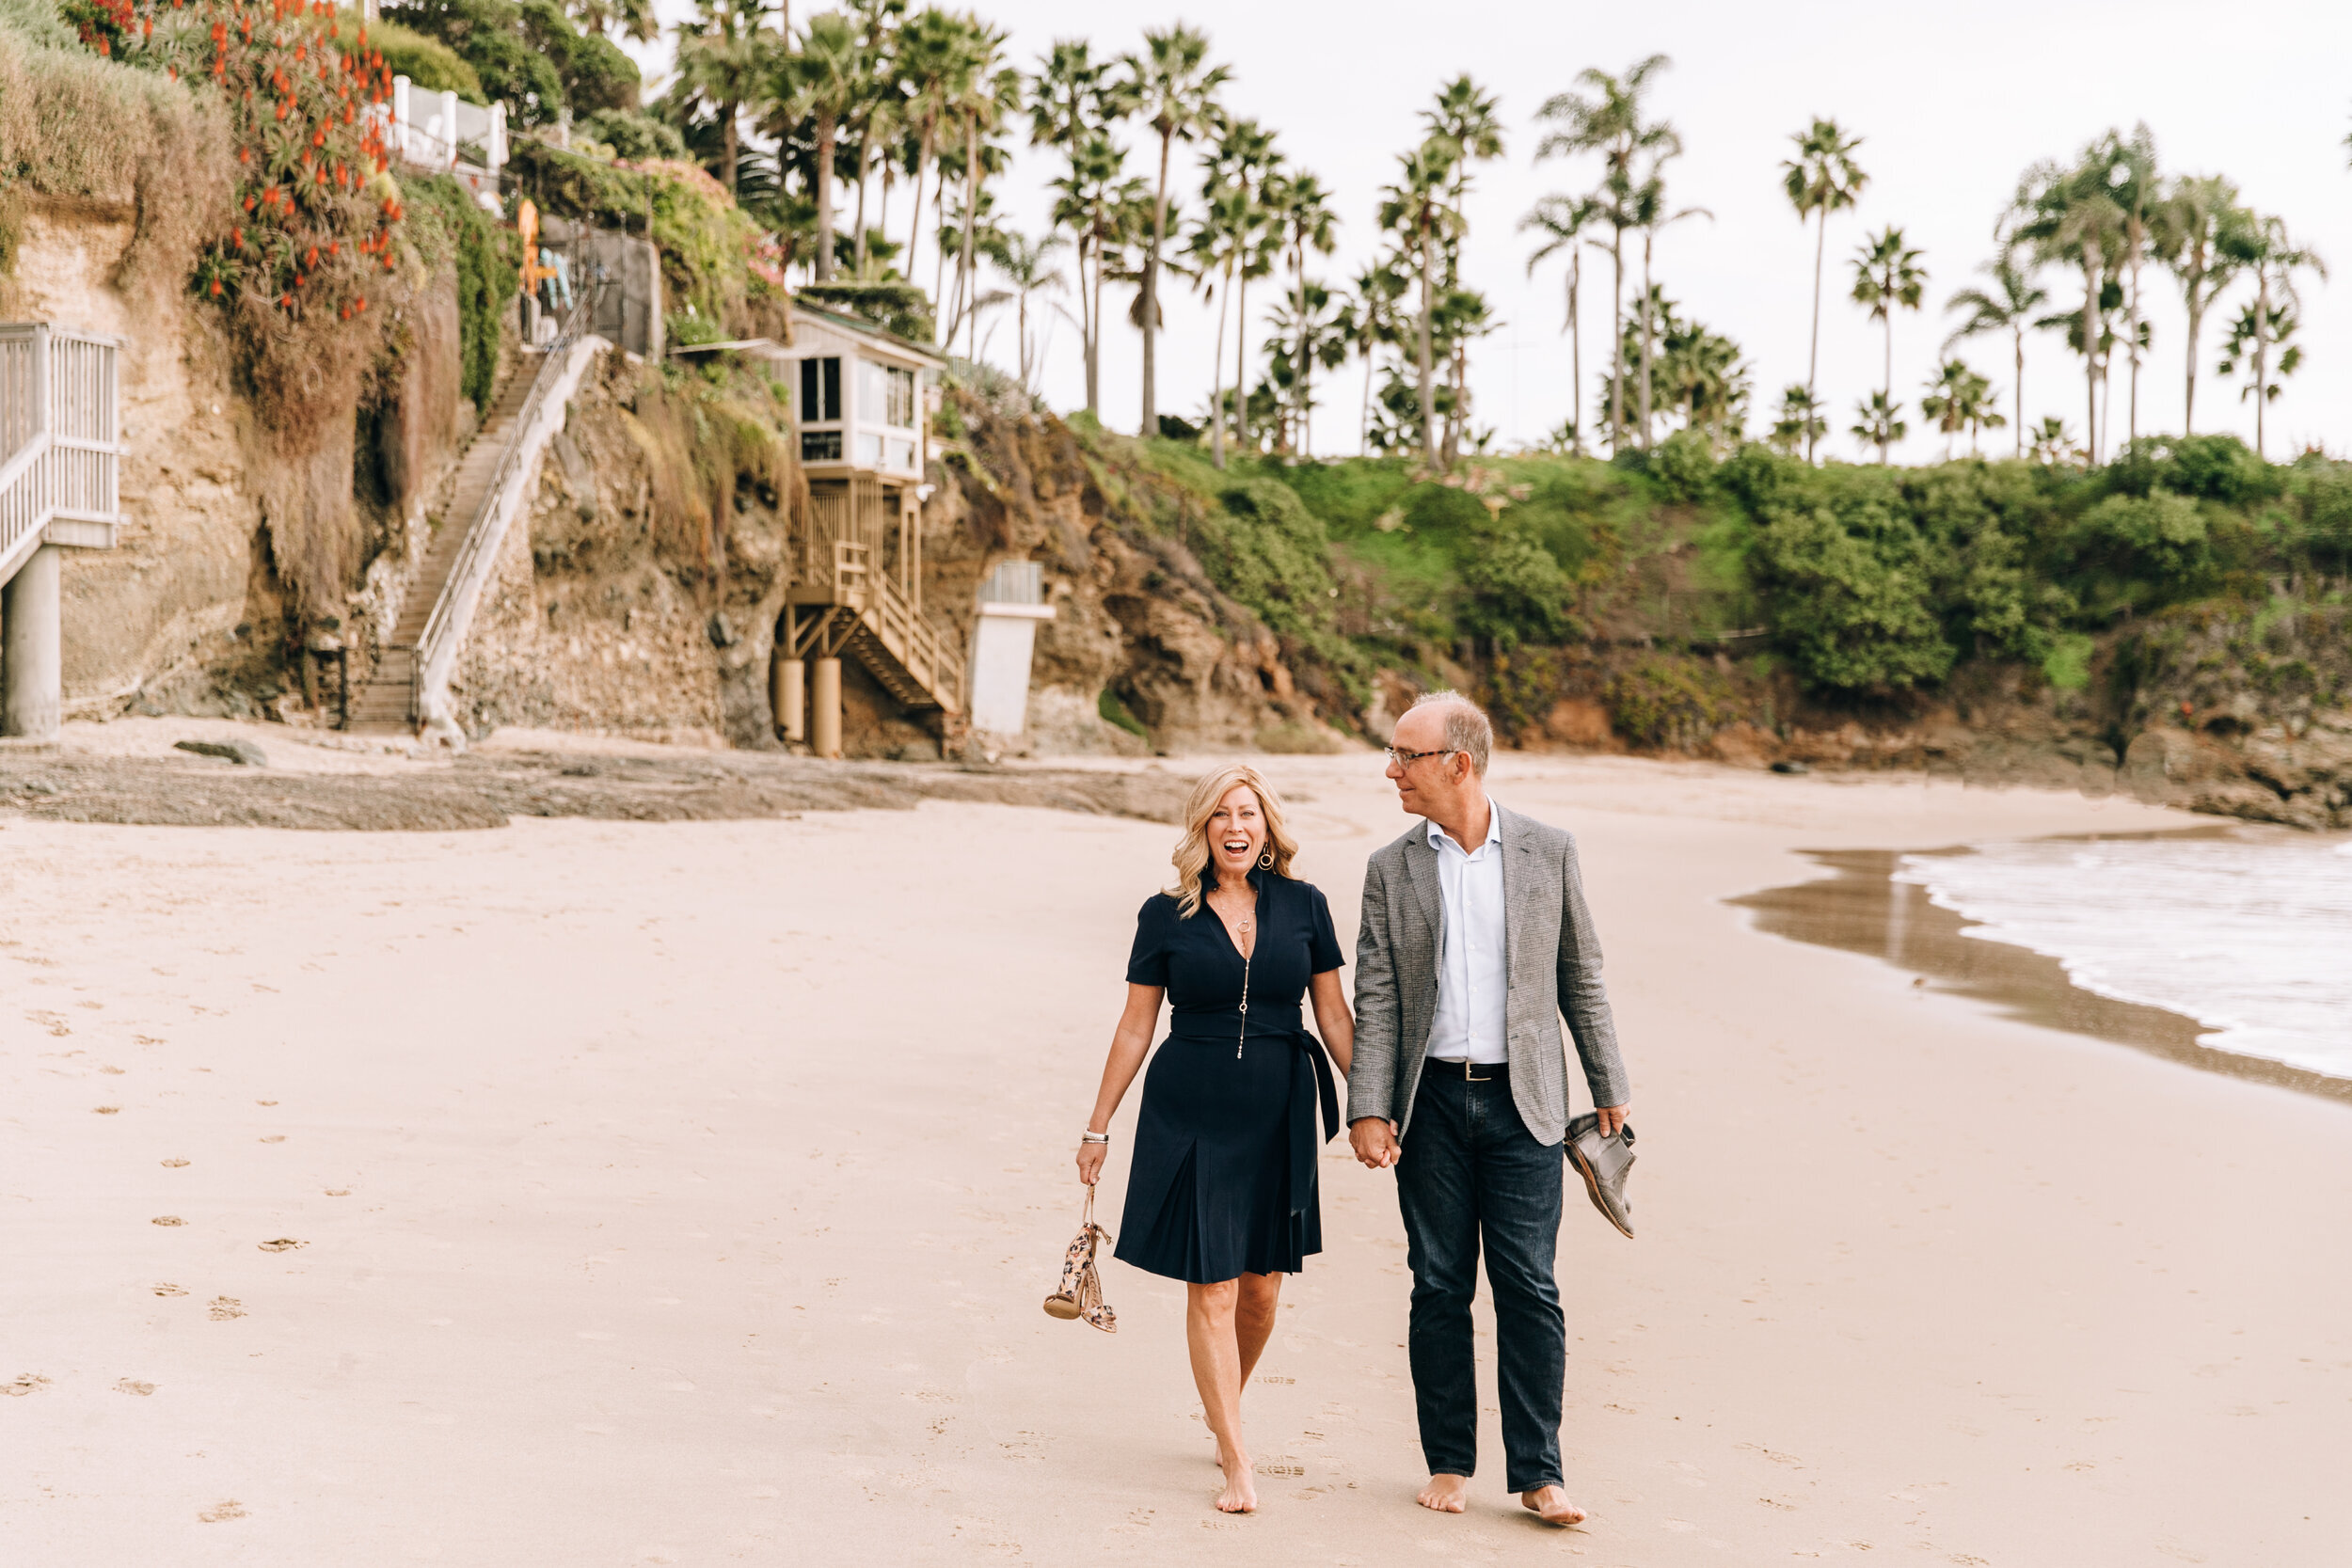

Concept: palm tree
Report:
left=983, top=230, right=1069, bottom=392
left=2153, top=174, right=2254, bottom=434
left=1185, top=181, right=1254, bottom=467
left=946, top=24, right=1018, bottom=358
left=1921, top=358, right=2000, bottom=459
left=1520, top=193, right=1595, bottom=454
left=1028, top=40, right=1131, bottom=414
left=1769, top=384, right=1825, bottom=456
left=1533, top=54, right=1675, bottom=454
left=2016, top=150, right=2125, bottom=462
left=893, top=6, right=965, bottom=300
left=2026, top=415, right=2076, bottom=466
left=568, top=0, right=658, bottom=44
left=841, top=0, right=904, bottom=277
left=1201, top=118, right=1281, bottom=456
left=1943, top=242, right=2047, bottom=458
left=1781, top=117, right=1867, bottom=463
left=784, top=10, right=863, bottom=282
left=1850, top=226, right=1927, bottom=462
left=674, top=0, right=776, bottom=196
left=1124, top=24, right=1230, bottom=437
left=1422, top=75, right=1503, bottom=463
left=1851, top=391, right=1905, bottom=459
left=1629, top=168, right=1708, bottom=451
left=2217, top=214, right=2326, bottom=458
left=1378, top=138, right=1455, bottom=466
left=1348, top=257, right=1408, bottom=456
left=1048, top=133, right=1139, bottom=420
left=1270, top=168, right=1338, bottom=457
left=1265, top=281, right=1349, bottom=454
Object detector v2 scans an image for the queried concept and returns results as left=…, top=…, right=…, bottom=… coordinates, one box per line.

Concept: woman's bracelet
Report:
left=1080, top=1131, right=1110, bottom=1145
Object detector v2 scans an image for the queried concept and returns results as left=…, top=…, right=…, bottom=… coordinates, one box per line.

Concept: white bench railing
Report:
left=0, top=324, right=121, bottom=587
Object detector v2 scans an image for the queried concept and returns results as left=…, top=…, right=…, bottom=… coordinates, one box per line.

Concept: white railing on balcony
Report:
left=380, top=77, right=507, bottom=176
left=0, top=324, right=121, bottom=586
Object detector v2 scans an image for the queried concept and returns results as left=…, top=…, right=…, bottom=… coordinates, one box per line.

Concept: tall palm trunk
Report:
left=1210, top=263, right=1231, bottom=467
left=1233, top=266, right=1250, bottom=455
left=1805, top=206, right=1827, bottom=464
left=1087, top=216, right=1104, bottom=417
left=852, top=131, right=869, bottom=275
left=1416, top=227, right=1437, bottom=467
left=1359, top=331, right=1375, bottom=457
left=1637, top=230, right=1656, bottom=451
left=1295, top=248, right=1311, bottom=459
left=905, top=126, right=935, bottom=302
left=2079, top=247, right=2102, bottom=463
left=2124, top=224, right=2144, bottom=445
left=2252, top=268, right=2270, bottom=460
left=1606, top=230, right=1625, bottom=451
left=1879, top=312, right=1893, bottom=464
left=2183, top=251, right=2207, bottom=435
left=959, top=120, right=982, bottom=361
left=1141, top=132, right=1172, bottom=436
left=2011, top=325, right=2026, bottom=460
left=1567, top=248, right=1582, bottom=454
left=720, top=102, right=739, bottom=195
left=813, top=114, right=837, bottom=282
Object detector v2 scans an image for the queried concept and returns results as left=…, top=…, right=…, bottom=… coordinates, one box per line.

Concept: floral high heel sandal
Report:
left=1041, top=1185, right=1117, bottom=1333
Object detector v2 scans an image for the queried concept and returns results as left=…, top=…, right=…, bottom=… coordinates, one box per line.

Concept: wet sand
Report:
left=1733, top=841, right=2352, bottom=1108
left=4, top=752, right=2347, bottom=1564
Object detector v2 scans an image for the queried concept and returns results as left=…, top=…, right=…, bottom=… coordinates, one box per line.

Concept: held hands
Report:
left=1349, top=1117, right=1400, bottom=1170
left=1075, top=1137, right=1108, bottom=1187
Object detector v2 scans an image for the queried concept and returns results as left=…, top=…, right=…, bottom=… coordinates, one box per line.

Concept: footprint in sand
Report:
left=152, top=1283, right=187, bottom=1297
left=151, top=1216, right=184, bottom=1227
left=4, top=1373, right=52, bottom=1396
left=324, top=1189, right=350, bottom=1197
left=259, top=1135, right=285, bottom=1144
left=256, top=1101, right=277, bottom=1107
left=196, top=1500, right=246, bottom=1523
left=161, top=1159, right=189, bottom=1168
left=208, top=1298, right=245, bottom=1321
left=94, top=1106, right=120, bottom=1116
left=134, top=1036, right=164, bottom=1045
left=257, top=1238, right=304, bottom=1252
left=100, top=1066, right=124, bottom=1075
left=115, top=1379, right=154, bottom=1396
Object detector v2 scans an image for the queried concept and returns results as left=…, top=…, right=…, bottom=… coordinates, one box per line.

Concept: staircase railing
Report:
left=0, top=325, right=121, bottom=585
left=408, top=280, right=605, bottom=721
left=830, top=538, right=961, bottom=712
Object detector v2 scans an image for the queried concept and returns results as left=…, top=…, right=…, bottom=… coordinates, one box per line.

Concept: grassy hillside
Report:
left=1055, top=417, right=2351, bottom=806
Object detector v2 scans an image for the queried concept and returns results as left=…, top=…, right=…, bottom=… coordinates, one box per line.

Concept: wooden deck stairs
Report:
left=785, top=537, right=962, bottom=716
left=346, top=369, right=537, bottom=734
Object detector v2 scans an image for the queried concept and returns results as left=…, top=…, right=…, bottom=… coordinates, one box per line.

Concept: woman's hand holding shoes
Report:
left=1076, top=1133, right=1109, bottom=1186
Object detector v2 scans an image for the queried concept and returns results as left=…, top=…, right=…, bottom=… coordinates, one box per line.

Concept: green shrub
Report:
left=1098, top=687, right=1148, bottom=738
left=403, top=174, right=516, bottom=413
left=1650, top=427, right=1718, bottom=501
left=2075, top=491, right=2212, bottom=582
left=2042, top=631, right=2095, bottom=691
left=1192, top=479, right=1336, bottom=641
left=1457, top=525, right=1570, bottom=647
left=1751, top=504, right=1954, bottom=691
left=358, top=13, right=485, bottom=103
left=578, top=106, right=684, bottom=163
left=1604, top=656, right=1735, bottom=750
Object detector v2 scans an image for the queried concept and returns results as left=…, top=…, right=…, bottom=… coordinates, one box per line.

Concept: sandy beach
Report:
left=4, top=747, right=2346, bottom=1565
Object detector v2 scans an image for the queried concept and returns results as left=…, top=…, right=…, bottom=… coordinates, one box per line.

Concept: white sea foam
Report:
left=1895, top=832, right=2352, bottom=1081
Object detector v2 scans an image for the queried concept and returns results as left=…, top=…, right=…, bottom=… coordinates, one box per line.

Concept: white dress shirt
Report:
left=1424, top=808, right=1508, bottom=1064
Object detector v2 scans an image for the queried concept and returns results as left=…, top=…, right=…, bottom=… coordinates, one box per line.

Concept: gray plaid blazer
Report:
left=1348, top=802, right=1629, bottom=1147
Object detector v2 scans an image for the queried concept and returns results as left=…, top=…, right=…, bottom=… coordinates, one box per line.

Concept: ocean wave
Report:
left=1895, top=834, right=2352, bottom=1081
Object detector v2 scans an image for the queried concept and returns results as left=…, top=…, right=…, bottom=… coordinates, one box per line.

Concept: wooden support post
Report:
left=772, top=650, right=804, bottom=742
left=810, top=657, right=842, bottom=759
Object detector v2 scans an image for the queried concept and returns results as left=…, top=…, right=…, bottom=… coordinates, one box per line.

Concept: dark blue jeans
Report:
left=1395, top=1066, right=1565, bottom=1493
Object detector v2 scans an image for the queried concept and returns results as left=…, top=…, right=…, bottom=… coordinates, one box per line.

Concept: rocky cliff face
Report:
left=9, top=198, right=260, bottom=717
left=919, top=394, right=1327, bottom=759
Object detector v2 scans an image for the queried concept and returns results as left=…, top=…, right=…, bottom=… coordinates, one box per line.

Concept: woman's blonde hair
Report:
left=1166, top=763, right=1300, bottom=917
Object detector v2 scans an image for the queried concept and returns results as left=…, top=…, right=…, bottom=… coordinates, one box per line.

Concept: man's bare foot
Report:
left=1416, top=1473, right=1470, bottom=1513
left=1215, top=1445, right=1259, bottom=1513
left=1520, top=1485, right=1587, bottom=1526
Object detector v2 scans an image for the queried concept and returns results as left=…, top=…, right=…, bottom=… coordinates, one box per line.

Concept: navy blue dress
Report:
left=1116, top=868, right=1343, bottom=1284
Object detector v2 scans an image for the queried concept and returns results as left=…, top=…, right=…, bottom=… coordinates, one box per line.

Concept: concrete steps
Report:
left=344, top=368, right=537, bottom=735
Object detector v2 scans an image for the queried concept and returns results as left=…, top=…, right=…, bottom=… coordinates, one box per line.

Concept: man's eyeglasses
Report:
left=1384, top=746, right=1458, bottom=768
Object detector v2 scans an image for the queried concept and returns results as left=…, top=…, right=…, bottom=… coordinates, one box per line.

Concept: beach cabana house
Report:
left=772, top=304, right=961, bottom=755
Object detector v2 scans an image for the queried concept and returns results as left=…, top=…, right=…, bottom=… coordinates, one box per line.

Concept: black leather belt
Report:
left=1427, top=1057, right=1507, bottom=1082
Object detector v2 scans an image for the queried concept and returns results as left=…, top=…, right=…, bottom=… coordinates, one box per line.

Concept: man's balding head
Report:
left=1393, top=690, right=1492, bottom=777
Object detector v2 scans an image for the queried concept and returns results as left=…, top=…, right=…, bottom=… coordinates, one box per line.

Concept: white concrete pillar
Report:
left=441, top=89, right=459, bottom=169
left=1, top=544, right=63, bottom=740
left=771, top=652, right=804, bottom=742
left=810, top=657, right=842, bottom=759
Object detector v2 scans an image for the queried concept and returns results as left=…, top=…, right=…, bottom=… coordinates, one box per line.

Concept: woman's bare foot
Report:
left=1215, top=1444, right=1259, bottom=1513
left=1417, top=1473, right=1470, bottom=1513
left=1520, top=1485, right=1587, bottom=1526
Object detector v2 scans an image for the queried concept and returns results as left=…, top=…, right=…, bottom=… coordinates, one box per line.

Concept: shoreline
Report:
left=1729, top=841, right=2352, bottom=1109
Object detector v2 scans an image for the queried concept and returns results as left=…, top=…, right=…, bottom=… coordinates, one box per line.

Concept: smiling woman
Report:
left=1073, top=761, right=1354, bottom=1515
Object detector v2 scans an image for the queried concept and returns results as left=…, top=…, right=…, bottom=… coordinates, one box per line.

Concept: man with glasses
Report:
left=1348, top=690, right=1630, bottom=1527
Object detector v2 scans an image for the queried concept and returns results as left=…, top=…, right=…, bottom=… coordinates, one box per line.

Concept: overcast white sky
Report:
left=632, top=1, right=2352, bottom=464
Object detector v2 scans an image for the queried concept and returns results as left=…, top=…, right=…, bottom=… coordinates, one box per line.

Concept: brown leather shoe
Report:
left=1566, top=1113, right=1635, bottom=1238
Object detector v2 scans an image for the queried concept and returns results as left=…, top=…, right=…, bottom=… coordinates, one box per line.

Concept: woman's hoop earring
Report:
left=1258, top=850, right=1274, bottom=868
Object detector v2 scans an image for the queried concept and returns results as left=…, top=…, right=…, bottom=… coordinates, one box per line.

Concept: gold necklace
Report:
left=1234, top=913, right=1253, bottom=1059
